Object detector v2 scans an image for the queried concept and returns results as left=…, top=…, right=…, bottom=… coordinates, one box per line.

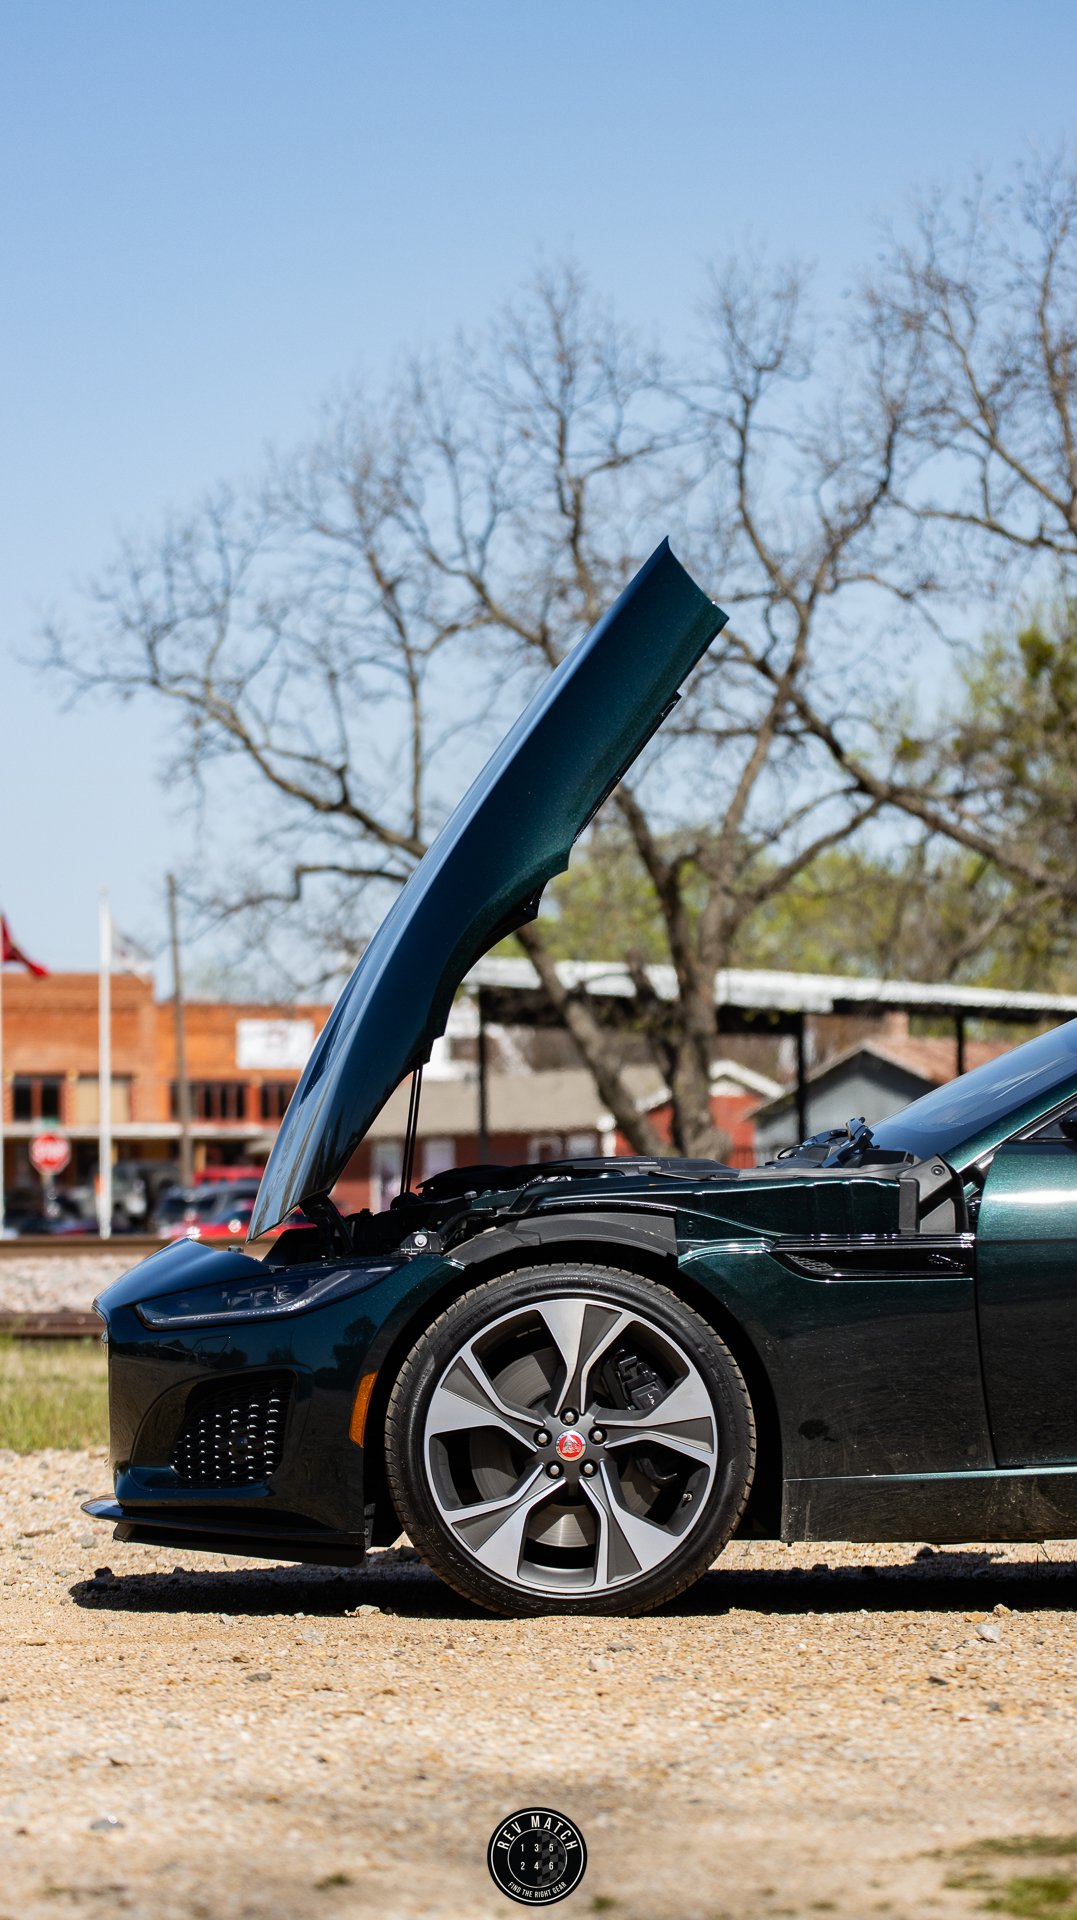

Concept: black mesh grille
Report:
left=170, top=1373, right=292, bottom=1488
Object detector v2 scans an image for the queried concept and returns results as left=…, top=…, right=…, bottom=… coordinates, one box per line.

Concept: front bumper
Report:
left=85, top=1242, right=458, bottom=1565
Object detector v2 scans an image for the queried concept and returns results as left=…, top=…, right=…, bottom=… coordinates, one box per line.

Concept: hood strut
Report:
left=400, top=1063, right=425, bottom=1199
left=305, top=1191, right=351, bottom=1257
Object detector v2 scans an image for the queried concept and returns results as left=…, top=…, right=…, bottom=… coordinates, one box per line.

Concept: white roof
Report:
left=466, top=959, right=1077, bottom=1022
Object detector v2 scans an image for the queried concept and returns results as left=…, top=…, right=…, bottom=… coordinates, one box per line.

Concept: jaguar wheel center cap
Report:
left=556, top=1430, right=586, bottom=1462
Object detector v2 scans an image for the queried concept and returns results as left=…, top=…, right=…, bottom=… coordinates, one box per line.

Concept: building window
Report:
left=171, top=1081, right=247, bottom=1123
left=12, top=1076, right=62, bottom=1123
left=527, top=1133, right=599, bottom=1164
left=421, top=1137, right=454, bottom=1183
left=72, top=1077, right=133, bottom=1125
left=528, top=1134, right=564, bottom=1163
left=259, top=1082, right=297, bottom=1123
left=371, top=1141, right=403, bottom=1211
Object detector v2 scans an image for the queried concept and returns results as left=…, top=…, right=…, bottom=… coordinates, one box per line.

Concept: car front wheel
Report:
left=383, top=1264, right=756, bottom=1615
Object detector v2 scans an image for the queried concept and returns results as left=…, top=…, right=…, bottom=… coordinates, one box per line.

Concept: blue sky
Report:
left=3, top=0, right=1075, bottom=972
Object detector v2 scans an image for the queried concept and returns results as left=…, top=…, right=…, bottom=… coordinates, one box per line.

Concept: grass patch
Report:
left=946, top=1839, right=1077, bottom=1918
left=0, top=1337, right=107, bottom=1450
left=967, top=1842, right=1077, bottom=1863
left=984, top=1875, right=1077, bottom=1918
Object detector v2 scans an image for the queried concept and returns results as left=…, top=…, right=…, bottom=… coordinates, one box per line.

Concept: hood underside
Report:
left=249, top=540, right=726, bottom=1236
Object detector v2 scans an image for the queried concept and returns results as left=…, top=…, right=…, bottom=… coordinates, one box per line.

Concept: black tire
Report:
left=384, top=1263, right=755, bottom=1616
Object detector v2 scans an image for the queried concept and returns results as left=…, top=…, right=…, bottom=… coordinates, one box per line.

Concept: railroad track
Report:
left=0, top=1311, right=101, bottom=1340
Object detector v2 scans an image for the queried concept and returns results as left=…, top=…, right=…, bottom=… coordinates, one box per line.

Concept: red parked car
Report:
left=167, top=1187, right=305, bottom=1243
left=166, top=1189, right=258, bottom=1243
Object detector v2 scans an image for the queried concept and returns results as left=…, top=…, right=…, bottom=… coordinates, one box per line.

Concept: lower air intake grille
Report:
left=170, top=1373, right=292, bottom=1488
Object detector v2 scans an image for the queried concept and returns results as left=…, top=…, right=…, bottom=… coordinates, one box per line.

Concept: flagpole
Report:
left=167, top=874, right=193, bottom=1189
left=98, top=889, right=113, bottom=1239
left=0, top=950, right=5, bottom=1238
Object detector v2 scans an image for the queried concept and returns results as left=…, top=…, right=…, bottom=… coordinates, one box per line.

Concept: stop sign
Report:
left=30, top=1132, right=71, bottom=1177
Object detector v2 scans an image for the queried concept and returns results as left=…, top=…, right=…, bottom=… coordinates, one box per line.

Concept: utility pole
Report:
left=0, top=954, right=5, bottom=1238
left=98, top=889, right=113, bottom=1237
left=477, top=989, right=490, bottom=1164
left=167, top=874, right=193, bottom=1188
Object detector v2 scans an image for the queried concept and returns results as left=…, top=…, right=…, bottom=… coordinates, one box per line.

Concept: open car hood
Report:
left=249, top=541, right=726, bottom=1235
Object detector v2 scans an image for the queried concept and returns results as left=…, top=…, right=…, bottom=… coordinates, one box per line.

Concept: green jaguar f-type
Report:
left=86, top=542, right=1077, bottom=1615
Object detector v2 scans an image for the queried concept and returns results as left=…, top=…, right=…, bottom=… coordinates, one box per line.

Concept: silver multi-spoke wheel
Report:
left=423, top=1297, right=718, bottom=1594
left=385, top=1266, right=755, bottom=1615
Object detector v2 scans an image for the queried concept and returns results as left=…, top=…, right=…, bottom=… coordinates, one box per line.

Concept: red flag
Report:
left=1, top=915, right=48, bottom=977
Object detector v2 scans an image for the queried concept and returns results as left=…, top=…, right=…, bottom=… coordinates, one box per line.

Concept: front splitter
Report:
left=82, top=1498, right=368, bottom=1567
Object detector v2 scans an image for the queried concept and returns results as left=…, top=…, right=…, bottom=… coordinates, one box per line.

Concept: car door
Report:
left=976, top=1108, right=1077, bottom=1465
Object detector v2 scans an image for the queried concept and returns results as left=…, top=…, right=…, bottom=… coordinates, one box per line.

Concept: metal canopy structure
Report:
left=463, top=958, right=1077, bottom=1150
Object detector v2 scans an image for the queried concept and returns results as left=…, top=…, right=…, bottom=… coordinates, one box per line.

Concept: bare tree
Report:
left=45, top=193, right=1077, bottom=1158
left=867, top=152, right=1077, bottom=578
left=804, top=151, right=1077, bottom=945
left=687, top=155, right=1077, bottom=1004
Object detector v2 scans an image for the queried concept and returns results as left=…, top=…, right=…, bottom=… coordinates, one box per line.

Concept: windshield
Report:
left=870, top=1018, right=1077, bottom=1165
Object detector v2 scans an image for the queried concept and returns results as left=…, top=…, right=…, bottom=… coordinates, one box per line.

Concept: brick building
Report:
left=1, top=973, right=783, bottom=1217
left=0, top=971, right=328, bottom=1201
left=607, top=1060, right=783, bottom=1167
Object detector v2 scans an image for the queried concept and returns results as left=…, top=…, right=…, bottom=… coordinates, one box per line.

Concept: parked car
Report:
left=112, top=1160, right=179, bottom=1227
left=12, top=1211, right=97, bottom=1238
left=2, top=1187, right=96, bottom=1237
left=150, top=1186, right=196, bottom=1234
left=194, top=1165, right=266, bottom=1187
left=155, top=1183, right=260, bottom=1236
left=165, top=1189, right=259, bottom=1244
left=84, top=543, right=1077, bottom=1615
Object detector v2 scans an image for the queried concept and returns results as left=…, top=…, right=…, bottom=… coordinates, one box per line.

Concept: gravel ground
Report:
left=2, top=1448, right=1077, bottom=1920
left=0, top=1252, right=135, bottom=1316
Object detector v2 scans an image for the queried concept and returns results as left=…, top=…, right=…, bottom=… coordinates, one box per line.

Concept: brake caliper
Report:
left=610, top=1349, right=679, bottom=1488
left=613, top=1350, right=664, bottom=1412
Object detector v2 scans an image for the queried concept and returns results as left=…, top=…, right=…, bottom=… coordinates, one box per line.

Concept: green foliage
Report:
left=953, top=601, right=1077, bottom=842
left=538, top=830, right=677, bottom=965
left=526, top=600, right=1077, bottom=997
left=0, top=1338, right=108, bottom=1451
left=534, top=831, right=1077, bottom=992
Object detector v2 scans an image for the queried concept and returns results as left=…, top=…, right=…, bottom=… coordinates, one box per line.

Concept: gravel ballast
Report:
left=1, top=1448, right=1076, bottom=1919
left=0, top=1252, right=134, bottom=1317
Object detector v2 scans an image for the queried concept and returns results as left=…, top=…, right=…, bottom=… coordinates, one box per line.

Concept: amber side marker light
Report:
left=349, top=1371, right=378, bottom=1446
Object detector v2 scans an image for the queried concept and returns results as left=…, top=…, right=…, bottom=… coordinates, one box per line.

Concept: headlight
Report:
left=135, top=1260, right=404, bottom=1329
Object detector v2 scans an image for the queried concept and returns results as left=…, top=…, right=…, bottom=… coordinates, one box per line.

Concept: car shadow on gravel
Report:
left=670, top=1550, right=1077, bottom=1617
left=68, top=1546, right=1077, bottom=1619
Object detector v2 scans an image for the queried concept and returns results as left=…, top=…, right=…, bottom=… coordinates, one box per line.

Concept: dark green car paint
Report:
left=96, top=1249, right=461, bottom=1562
left=977, top=1139, right=1077, bottom=1466
left=85, top=542, right=1077, bottom=1570
left=89, top=1051, right=1077, bottom=1563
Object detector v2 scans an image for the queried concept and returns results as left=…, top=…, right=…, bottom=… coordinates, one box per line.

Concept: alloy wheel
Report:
left=422, top=1294, right=720, bottom=1597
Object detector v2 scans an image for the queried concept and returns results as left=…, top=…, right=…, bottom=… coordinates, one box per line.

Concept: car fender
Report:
left=359, top=1206, right=786, bottom=1542
left=452, top=1207, right=678, bottom=1274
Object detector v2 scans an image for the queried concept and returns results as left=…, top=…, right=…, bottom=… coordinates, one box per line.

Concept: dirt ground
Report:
left=2, top=1449, right=1077, bottom=1920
